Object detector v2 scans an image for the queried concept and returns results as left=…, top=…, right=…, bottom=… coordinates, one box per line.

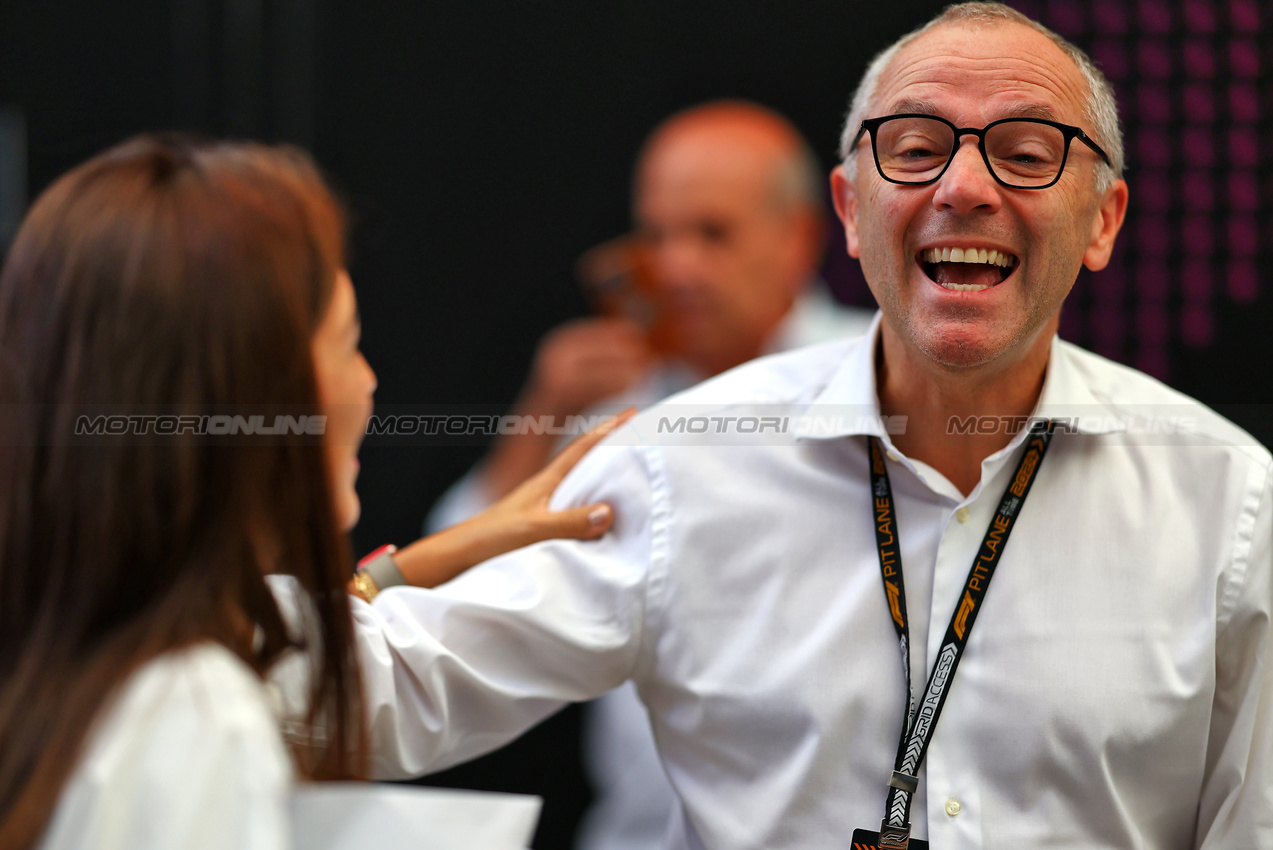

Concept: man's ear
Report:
left=1082, top=178, right=1129, bottom=272
left=830, top=165, right=861, bottom=259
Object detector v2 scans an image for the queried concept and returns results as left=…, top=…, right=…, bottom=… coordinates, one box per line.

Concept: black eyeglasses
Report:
left=851, top=113, right=1113, bottom=190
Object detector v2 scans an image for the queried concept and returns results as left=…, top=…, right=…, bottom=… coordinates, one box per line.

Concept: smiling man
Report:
left=344, top=5, right=1273, bottom=848
left=828, top=14, right=1129, bottom=498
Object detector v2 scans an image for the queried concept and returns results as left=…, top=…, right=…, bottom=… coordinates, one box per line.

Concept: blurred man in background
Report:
left=426, top=100, right=873, bottom=849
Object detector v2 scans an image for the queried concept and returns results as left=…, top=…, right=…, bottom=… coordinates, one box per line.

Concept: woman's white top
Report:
left=38, top=643, right=294, bottom=850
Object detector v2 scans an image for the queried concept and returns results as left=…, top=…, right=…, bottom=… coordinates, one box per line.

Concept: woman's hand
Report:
left=362, top=408, right=634, bottom=593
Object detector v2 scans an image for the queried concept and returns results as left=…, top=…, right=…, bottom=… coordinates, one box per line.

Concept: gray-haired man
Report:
left=345, top=5, right=1272, bottom=847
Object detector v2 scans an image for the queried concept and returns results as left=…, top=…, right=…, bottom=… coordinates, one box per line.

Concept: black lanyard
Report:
left=866, top=421, right=1055, bottom=850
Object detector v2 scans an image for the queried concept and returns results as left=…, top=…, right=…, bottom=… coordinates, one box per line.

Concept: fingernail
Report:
left=588, top=505, right=611, bottom=525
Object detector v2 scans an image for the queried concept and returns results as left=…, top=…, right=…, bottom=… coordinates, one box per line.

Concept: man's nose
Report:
left=931, top=137, right=1002, bottom=214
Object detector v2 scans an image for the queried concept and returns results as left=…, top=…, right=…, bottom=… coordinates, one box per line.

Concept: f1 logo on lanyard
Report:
left=854, top=422, right=1056, bottom=850
left=850, top=826, right=929, bottom=849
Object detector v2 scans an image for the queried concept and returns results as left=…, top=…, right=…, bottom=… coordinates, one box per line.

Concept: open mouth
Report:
left=920, top=247, right=1018, bottom=292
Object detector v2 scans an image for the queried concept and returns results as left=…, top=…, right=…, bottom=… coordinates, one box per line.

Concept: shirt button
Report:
left=955, top=507, right=971, bottom=523
left=886, top=450, right=900, bottom=463
left=945, top=798, right=962, bottom=817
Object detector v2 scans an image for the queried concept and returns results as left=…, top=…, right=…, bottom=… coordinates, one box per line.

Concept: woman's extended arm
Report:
left=350, top=409, right=633, bottom=596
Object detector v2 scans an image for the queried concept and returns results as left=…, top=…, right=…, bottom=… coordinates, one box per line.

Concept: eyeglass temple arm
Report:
left=1074, top=129, right=1112, bottom=167
left=851, top=124, right=870, bottom=151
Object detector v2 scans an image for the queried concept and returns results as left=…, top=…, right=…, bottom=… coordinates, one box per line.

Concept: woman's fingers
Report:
left=533, top=501, right=614, bottom=542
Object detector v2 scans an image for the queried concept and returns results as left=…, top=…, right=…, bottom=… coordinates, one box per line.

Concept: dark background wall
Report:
left=1, top=2, right=1268, bottom=847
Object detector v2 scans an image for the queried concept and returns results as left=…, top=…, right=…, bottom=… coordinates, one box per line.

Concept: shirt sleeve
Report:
left=355, top=441, right=661, bottom=780
left=1195, top=460, right=1273, bottom=846
left=40, top=647, right=292, bottom=850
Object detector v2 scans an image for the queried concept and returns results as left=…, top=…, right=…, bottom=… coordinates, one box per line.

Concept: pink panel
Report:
left=1182, top=82, right=1216, bottom=122
left=1228, top=83, right=1259, bottom=122
left=1181, top=125, right=1213, bottom=166
left=1229, top=0, right=1260, bottom=32
left=1228, top=40, right=1259, bottom=77
left=1228, top=127, right=1259, bottom=168
left=1046, top=0, right=1086, bottom=34
left=1182, top=259, right=1214, bottom=300
left=1138, top=127, right=1173, bottom=168
left=1093, top=0, right=1130, bottom=33
left=1137, top=83, right=1172, bottom=123
left=1092, top=39, right=1130, bottom=80
left=1137, top=305, right=1170, bottom=344
left=1183, top=0, right=1217, bottom=31
left=1136, top=260, right=1171, bottom=300
left=1137, top=216, right=1171, bottom=254
left=1226, top=172, right=1258, bottom=212
left=1183, top=40, right=1216, bottom=78
left=1181, top=171, right=1214, bottom=210
left=1136, top=169, right=1171, bottom=208
left=1181, top=215, right=1214, bottom=257
left=1136, top=0, right=1173, bottom=32
left=1227, top=216, right=1258, bottom=257
left=1180, top=302, right=1214, bottom=347
left=1138, top=40, right=1173, bottom=78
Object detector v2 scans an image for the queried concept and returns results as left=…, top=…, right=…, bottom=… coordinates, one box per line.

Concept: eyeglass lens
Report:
left=874, top=117, right=1068, bottom=187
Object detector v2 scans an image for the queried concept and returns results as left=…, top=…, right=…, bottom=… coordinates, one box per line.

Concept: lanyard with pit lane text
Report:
left=859, top=421, right=1055, bottom=850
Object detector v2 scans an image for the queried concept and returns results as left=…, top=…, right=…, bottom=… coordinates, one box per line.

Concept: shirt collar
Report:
left=794, top=315, right=1127, bottom=441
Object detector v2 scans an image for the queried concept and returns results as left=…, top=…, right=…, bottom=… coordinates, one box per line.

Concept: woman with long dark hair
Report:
left=0, top=136, right=620, bottom=850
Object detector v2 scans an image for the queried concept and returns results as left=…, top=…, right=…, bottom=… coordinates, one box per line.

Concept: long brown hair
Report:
left=0, top=136, right=366, bottom=848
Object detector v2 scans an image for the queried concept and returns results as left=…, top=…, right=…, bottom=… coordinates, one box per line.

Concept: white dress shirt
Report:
left=356, top=315, right=1273, bottom=849
left=39, top=643, right=293, bottom=850
left=423, top=289, right=874, bottom=850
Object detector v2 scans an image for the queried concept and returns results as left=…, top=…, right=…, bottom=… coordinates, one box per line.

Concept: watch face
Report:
left=352, top=571, right=379, bottom=603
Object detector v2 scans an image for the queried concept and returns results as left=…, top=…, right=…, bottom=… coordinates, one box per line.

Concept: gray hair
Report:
left=838, top=2, right=1124, bottom=191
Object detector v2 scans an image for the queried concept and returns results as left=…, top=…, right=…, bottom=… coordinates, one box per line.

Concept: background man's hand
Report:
left=522, top=317, right=653, bottom=419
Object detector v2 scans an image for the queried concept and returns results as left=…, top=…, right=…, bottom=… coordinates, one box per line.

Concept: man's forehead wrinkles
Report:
left=883, top=96, right=1060, bottom=124
left=876, top=62, right=1086, bottom=125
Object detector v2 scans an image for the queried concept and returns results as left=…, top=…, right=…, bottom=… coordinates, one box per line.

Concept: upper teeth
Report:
left=923, top=247, right=1014, bottom=267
